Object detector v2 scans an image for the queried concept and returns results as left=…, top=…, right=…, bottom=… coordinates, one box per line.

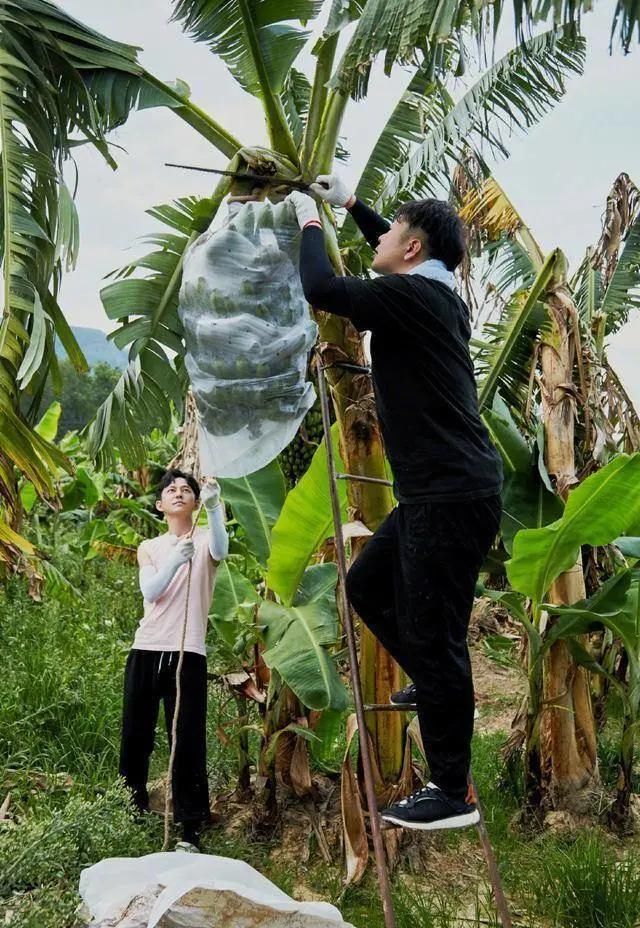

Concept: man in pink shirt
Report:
left=119, top=469, right=229, bottom=848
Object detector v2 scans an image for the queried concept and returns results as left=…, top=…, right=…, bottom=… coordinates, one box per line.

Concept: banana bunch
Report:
left=178, top=199, right=317, bottom=478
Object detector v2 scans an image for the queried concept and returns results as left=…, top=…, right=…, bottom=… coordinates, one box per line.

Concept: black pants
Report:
left=119, top=649, right=210, bottom=827
left=345, top=495, right=501, bottom=798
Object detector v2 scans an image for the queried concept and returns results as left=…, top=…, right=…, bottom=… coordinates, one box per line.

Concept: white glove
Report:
left=286, top=191, right=320, bottom=229
left=169, top=537, right=195, bottom=567
left=309, top=174, right=354, bottom=208
left=201, top=480, right=221, bottom=510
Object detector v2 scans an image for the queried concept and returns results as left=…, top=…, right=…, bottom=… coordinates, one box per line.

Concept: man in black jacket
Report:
left=286, top=177, right=503, bottom=831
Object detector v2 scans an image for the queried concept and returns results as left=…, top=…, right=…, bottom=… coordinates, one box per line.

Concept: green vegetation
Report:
left=2, top=552, right=640, bottom=927
left=29, top=362, right=122, bottom=438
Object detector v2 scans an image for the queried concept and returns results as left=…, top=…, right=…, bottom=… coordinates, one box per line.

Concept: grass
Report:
left=528, top=836, right=640, bottom=928
left=2, top=554, right=640, bottom=927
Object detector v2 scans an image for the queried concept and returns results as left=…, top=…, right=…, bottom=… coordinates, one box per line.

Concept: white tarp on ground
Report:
left=78, top=852, right=356, bottom=928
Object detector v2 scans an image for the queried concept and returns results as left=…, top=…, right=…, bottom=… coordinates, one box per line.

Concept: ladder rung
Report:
left=364, top=703, right=416, bottom=712
left=336, top=473, right=393, bottom=487
left=322, top=361, right=371, bottom=375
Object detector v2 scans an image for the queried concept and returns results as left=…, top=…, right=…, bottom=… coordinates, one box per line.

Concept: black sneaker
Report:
left=390, top=683, right=417, bottom=708
left=380, top=782, right=479, bottom=831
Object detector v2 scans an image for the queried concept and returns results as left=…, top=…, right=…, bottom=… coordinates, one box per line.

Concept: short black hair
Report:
left=394, top=199, right=467, bottom=271
left=156, top=469, right=200, bottom=501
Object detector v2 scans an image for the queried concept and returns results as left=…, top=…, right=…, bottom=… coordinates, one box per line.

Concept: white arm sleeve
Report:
left=207, top=503, right=229, bottom=561
left=139, top=561, right=181, bottom=603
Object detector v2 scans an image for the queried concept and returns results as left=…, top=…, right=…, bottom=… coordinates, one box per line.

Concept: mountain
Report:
left=57, top=327, right=127, bottom=370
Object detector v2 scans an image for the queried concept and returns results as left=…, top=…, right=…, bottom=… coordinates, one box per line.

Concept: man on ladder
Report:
left=119, top=469, right=229, bottom=848
left=287, top=179, right=503, bottom=832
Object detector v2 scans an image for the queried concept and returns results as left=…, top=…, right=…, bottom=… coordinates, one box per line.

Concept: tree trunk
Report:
left=538, top=272, right=599, bottom=812
left=315, top=310, right=405, bottom=784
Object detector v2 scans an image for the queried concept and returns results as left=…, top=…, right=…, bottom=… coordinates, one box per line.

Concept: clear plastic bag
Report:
left=179, top=200, right=317, bottom=478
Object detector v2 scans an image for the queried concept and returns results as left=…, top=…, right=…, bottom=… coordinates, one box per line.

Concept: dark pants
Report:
left=345, top=495, right=501, bottom=798
left=119, top=649, right=210, bottom=827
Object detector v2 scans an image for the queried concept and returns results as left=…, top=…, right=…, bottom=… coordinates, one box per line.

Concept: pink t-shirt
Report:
left=132, top=527, right=217, bottom=656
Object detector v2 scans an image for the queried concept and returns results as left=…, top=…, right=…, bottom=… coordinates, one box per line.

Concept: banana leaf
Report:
left=260, top=563, right=348, bottom=711
left=220, top=459, right=286, bottom=566
left=507, top=454, right=640, bottom=603
left=267, top=424, right=346, bottom=605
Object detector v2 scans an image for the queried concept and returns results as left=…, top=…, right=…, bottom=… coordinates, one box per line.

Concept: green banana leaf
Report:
left=62, top=468, right=100, bottom=512
left=220, top=459, right=286, bottom=566
left=309, top=708, right=349, bottom=773
left=260, top=563, right=348, bottom=712
left=267, top=424, right=346, bottom=605
left=507, top=454, right=640, bottom=603
left=34, top=401, right=61, bottom=443
left=483, top=394, right=563, bottom=553
left=541, top=570, right=638, bottom=647
left=210, top=559, right=260, bottom=649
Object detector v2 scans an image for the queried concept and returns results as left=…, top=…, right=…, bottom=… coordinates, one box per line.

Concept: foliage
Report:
left=483, top=393, right=563, bottom=554
left=528, top=837, right=640, bottom=928
left=0, top=0, right=212, bottom=524
left=0, top=781, right=154, bottom=897
left=346, top=28, right=585, bottom=224
left=27, top=361, right=122, bottom=437
left=507, top=454, right=640, bottom=603
left=220, top=460, right=286, bottom=566
left=267, top=423, right=346, bottom=605
left=261, top=563, right=349, bottom=711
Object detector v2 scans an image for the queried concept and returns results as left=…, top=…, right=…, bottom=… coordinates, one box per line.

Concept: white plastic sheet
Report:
left=179, top=200, right=317, bottom=478
left=78, top=852, right=356, bottom=928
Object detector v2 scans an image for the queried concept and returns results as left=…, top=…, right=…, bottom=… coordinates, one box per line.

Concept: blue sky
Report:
left=59, top=1, right=640, bottom=403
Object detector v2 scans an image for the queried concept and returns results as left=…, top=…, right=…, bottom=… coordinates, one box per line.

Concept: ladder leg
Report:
left=317, top=363, right=397, bottom=928
left=471, top=775, right=513, bottom=928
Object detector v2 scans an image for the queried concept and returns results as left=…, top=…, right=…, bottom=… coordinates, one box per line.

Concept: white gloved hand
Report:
left=309, top=174, right=354, bottom=208
left=168, top=537, right=195, bottom=567
left=285, top=191, right=321, bottom=229
left=201, top=480, right=221, bottom=510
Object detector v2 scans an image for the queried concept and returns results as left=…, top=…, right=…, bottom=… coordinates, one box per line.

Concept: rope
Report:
left=162, top=500, right=204, bottom=852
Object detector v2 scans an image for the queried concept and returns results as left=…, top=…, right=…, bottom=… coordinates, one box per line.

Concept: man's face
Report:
left=156, top=477, right=197, bottom=518
left=371, top=219, right=426, bottom=274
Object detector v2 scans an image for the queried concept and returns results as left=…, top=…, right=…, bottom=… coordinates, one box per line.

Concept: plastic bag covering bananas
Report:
left=179, top=200, right=318, bottom=478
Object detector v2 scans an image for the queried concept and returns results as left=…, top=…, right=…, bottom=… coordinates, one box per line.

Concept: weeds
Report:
left=529, top=836, right=640, bottom=928
left=3, top=557, right=640, bottom=928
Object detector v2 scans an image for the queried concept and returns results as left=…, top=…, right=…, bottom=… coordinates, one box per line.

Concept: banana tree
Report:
left=0, top=0, right=241, bottom=563
left=4, top=0, right=623, bottom=816
left=463, top=172, right=640, bottom=813
left=79, top=15, right=587, bottom=794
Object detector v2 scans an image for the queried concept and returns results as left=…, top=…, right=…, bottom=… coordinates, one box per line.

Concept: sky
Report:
left=58, top=0, right=640, bottom=404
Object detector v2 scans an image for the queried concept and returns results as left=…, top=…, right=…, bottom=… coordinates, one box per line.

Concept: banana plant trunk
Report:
left=537, top=263, right=599, bottom=812
left=315, top=307, right=405, bottom=785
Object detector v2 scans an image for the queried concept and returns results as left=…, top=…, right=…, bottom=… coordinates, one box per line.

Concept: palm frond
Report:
left=476, top=250, right=561, bottom=419
left=85, top=343, right=188, bottom=469
left=460, top=176, right=545, bottom=269
left=329, top=0, right=472, bottom=100
left=83, top=195, right=223, bottom=468
left=515, top=0, right=640, bottom=54
left=571, top=250, right=603, bottom=324
left=483, top=235, right=538, bottom=299
left=331, top=0, right=634, bottom=99
left=366, top=29, right=585, bottom=218
left=282, top=67, right=311, bottom=149
left=170, top=0, right=323, bottom=161
left=599, top=212, right=640, bottom=335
